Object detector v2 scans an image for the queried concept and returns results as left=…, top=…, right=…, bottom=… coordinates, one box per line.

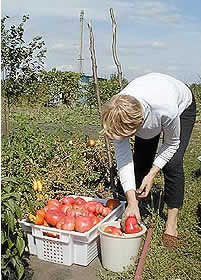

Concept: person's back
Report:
left=120, top=72, right=192, bottom=117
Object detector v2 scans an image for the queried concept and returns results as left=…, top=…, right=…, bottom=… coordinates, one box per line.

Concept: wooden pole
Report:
left=88, top=21, right=115, bottom=194
left=109, top=8, right=123, bottom=90
left=78, top=10, right=84, bottom=74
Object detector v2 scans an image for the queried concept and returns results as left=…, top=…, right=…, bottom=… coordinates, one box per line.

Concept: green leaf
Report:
left=16, top=236, right=25, bottom=257
left=16, top=261, right=24, bottom=280
left=4, top=199, right=16, bottom=212
left=6, top=210, right=15, bottom=232
left=1, top=176, right=20, bottom=184
left=8, top=236, right=14, bottom=249
left=1, top=231, right=7, bottom=245
left=11, top=256, right=17, bottom=268
left=2, top=192, right=20, bottom=201
left=15, top=204, right=23, bottom=219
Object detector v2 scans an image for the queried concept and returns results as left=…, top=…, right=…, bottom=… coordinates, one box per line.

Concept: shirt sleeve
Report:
left=153, top=115, right=180, bottom=169
left=113, top=138, right=136, bottom=192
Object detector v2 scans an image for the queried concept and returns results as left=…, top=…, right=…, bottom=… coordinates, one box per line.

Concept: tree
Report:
left=81, top=74, right=128, bottom=107
left=1, top=15, right=47, bottom=135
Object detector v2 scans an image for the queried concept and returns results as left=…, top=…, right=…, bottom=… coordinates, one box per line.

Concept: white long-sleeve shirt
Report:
left=113, top=73, right=192, bottom=193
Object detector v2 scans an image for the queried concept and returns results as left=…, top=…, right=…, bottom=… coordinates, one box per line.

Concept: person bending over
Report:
left=102, top=72, right=196, bottom=248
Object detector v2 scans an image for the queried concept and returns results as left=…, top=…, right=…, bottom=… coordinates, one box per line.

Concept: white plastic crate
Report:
left=20, top=195, right=125, bottom=266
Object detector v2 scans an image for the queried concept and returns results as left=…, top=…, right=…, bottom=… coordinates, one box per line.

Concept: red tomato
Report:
left=45, top=210, right=64, bottom=227
left=72, top=205, right=88, bottom=216
left=66, top=208, right=76, bottom=217
left=75, top=216, right=93, bottom=232
left=56, top=216, right=75, bottom=231
left=124, top=216, right=141, bottom=234
left=74, top=197, right=86, bottom=206
left=60, top=204, right=72, bottom=214
left=47, top=199, right=61, bottom=208
left=61, top=196, right=75, bottom=205
left=106, top=198, right=120, bottom=210
left=85, top=201, right=97, bottom=213
left=62, top=216, right=75, bottom=231
left=90, top=215, right=101, bottom=226
left=44, top=206, right=49, bottom=212
left=104, top=226, right=123, bottom=236
left=101, top=207, right=112, bottom=217
left=95, top=202, right=104, bottom=215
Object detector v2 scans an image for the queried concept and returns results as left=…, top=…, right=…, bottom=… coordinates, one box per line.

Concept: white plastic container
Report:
left=98, top=220, right=147, bottom=272
left=20, top=196, right=125, bottom=266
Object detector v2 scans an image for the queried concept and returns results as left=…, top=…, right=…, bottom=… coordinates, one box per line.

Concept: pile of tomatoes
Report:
left=28, top=197, right=121, bottom=233
left=104, top=216, right=142, bottom=236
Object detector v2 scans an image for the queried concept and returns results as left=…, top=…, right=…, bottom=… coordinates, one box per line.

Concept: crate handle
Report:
left=32, top=227, right=71, bottom=243
left=43, top=231, right=60, bottom=239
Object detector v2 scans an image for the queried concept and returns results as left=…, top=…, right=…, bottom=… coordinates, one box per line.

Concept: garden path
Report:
left=30, top=255, right=102, bottom=280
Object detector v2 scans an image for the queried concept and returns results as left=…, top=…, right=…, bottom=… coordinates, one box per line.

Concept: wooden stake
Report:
left=109, top=8, right=123, bottom=90
left=88, top=21, right=115, bottom=193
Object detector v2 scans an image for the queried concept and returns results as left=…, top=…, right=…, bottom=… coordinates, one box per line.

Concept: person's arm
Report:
left=113, top=138, right=136, bottom=192
left=113, top=139, right=141, bottom=224
left=153, top=115, right=180, bottom=169
left=137, top=115, right=180, bottom=198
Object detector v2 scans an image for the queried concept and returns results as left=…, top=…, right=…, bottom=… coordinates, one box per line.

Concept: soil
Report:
left=29, top=255, right=102, bottom=280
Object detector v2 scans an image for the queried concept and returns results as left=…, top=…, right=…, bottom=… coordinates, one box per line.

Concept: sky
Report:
left=2, top=0, right=201, bottom=83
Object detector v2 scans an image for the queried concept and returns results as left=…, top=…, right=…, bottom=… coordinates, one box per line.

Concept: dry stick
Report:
left=109, top=8, right=123, bottom=90
left=134, top=224, right=154, bottom=280
left=109, top=8, right=124, bottom=195
left=88, top=21, right=114, bottom=191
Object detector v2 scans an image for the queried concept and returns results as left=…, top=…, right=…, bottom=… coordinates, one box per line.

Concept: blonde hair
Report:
left=101, top=95, right=143, bottom=140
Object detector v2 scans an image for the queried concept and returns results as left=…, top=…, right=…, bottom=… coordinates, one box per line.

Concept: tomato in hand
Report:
left=124, top=216, right=142, bottom=234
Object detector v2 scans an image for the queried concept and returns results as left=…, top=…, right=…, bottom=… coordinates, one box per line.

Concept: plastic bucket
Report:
left=98, top=220, right=147, bottom=272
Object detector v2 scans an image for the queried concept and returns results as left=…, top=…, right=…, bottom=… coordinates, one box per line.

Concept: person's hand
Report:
left=136, top=172, right=155, bottom=198
left=121, top=203, right=141, bottom=231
